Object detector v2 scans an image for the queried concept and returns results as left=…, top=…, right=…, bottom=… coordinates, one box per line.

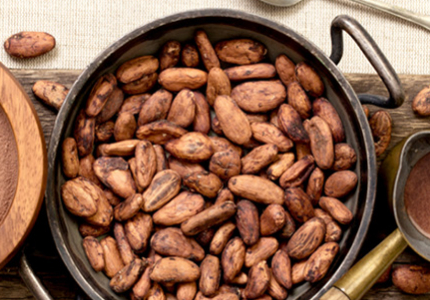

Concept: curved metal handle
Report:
left=19, top=250, right=53, bottom=300
left=19, top=247, right=85, bottom=300
left=348, top=0, right=430, bottom=32
left=330, top=15, right=405, bottom=108
left=320, top=229, right=408, bottom=300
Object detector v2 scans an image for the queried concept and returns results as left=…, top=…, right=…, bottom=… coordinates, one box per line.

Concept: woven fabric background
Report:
left=1, top=0, right=429, bottom=74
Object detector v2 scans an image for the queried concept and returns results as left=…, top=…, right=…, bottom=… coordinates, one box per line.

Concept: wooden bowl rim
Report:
left=0, top=62, right=48, bottom=269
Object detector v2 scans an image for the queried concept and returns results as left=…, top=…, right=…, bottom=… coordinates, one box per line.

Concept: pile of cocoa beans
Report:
left=60, top=30, right=358, bottom=300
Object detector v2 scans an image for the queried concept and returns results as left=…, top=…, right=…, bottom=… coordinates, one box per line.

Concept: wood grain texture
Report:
left=1, top=70, right=430, bottom=299
left=0, top=65, right=47, bottom=270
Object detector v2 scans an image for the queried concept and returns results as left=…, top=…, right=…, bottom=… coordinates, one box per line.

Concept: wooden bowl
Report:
left=0, top=62, right=47, bottom=269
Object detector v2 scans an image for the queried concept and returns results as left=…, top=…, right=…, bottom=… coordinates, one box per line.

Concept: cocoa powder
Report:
left=0, top=105, right=18, bottom=226
left=404, top=152, right=430, bottom=238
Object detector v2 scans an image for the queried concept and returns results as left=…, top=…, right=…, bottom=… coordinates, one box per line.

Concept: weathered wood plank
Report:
left=2, top=70, right=429, bottom=300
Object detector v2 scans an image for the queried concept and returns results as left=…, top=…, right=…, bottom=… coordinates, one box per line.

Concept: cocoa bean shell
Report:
left=333, top=143, right=357, bottom=171
left=260, top=204, right=286, bottom=236
left=228, top=175, right=284, bottom=205
left=245, top=237, right=279, bottom=268
left=224, top=63, right=276, bottom=81
left=124, top=212, right=153, bottom=253
left=369, top=110, right=392, bottom=156
left=96, top=87, right=124, bottom=123
left=412, top=86, right=430, bottom=116
left=193, top=91, right=211, bottom=134
left=121, top=72, right=158, bottom=95
left=251, top=122, right=293, bottom=152
left=119, top=93, right=150, bottom=116
left=295, top=62, right=324, bottom=97
left=4, top=31, right=55, bottom=58
left=324, top=170, right=358, bottom=198
left=215, top=39, right=267, bottom=65
left=209, top=150, right=241, bottom=180
left=236, top=200, right=260, bottom=246
left=153, top=191, right=205, bottom=226
left=142, top=170, right=181, bottom=212
left=60, top=176, right=100, bottom=217
left=210, top=222, right=236, bottom=255
left=266, top=153, right=295, bottom=181
left=319, top=196, right=353, bottom=225
left=304, top=242, right=339, bottom=283
left=181, top=43, right=200, bottom=68
left=308, top=116, right=334, bottom=170
left=206, top=67, right=231, bottom=106
left=241, top=144, right=278, bottom=174
left=93, top=156, right=136, bottom=198
left=183, top=171, right=223, bottom=198
left=181, top=201, right=237, bottom=236
left=200, top=255, right=221, bottom=296
left=113, top=223, right=136, bottom=265
left=194, top=30, right=220, bottom=71
left=391, top=265, right=430, bottom=295
left=209, top=136, right=243, bottom=158
left=159, top=68, right=208, bottom=92
left=114, top=194, right=143, bottom=222
left=159, top=41, right=181, bottom=71
left=177, top=282, right=197, bottom=300
left=74, top=109, right=95, bottom=157
left=110, top=259, right=146, bottom=293
left=222, top=237, right=246, bottom=282
left=165, top=132, right=214, bottom=162
left=306, top=167, right=325, bottom=205
left=284, top=187, right=315, bottom=223
left=313, top=97, right=345, bottom=143
left=231, top=80, right=286, bottom=113
left=150, top=257, right=201, bottom=283
left=116, top=55, right=159, bottom=84
left=278, top=104, right=309, bottom=143
left=86, top=73, right=117, bottom=117
left=287, top=81, right=311, bottom=119
left=168, top=89, right=196, bottom=128
left=271, top=250, right=292, bottom=290
left=136, top=120, right=187, bottom=144
left=137, top=89, right=172, bottom=126
left=286, top=217, right=326, bottom=260
left=114, top=112, right=137, bottom=141
left=32, top=80, right=68, bottom=110
left=243, top=261, right=270, bottom=299
left=275, top=54, right=296, bottom=86
left=100, top=236, right=125, bottom=278
left=279, top=155, right=315, bottom=189
left=82, top=236, right=105, bottom=272
left=214, top=95, right=252, bottom=145
left=61, top=137, right=80, bottom=179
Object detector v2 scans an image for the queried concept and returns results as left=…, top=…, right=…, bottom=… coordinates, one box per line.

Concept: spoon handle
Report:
left=348, top=0, right=430, bottom=31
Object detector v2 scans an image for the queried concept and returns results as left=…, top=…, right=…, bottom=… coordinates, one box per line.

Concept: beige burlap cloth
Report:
left=1, top=0, right=429, bottom=74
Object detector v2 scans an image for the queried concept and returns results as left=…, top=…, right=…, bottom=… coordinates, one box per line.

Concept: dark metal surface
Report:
left=330, top=15, right=405, bottom=108
left=44, top=9, right=381, bottom=300
left=391, top=132, right=430, bottom=261
left=19, top=250, right=53, bottom=300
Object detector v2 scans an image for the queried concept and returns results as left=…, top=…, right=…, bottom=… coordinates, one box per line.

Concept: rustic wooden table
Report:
left=1, top=70, right=430, bottom=300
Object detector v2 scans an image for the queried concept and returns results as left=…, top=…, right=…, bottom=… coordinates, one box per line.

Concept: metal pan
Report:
left=42, top=9, right=404, bottom=300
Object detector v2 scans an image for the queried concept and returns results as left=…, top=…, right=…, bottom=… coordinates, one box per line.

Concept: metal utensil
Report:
left=260, top=0, right=430, bottom=32
left=321, top=131, right=430, bottom=300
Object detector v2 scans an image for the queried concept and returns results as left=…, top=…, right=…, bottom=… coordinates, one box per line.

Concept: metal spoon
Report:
left=260, top=0, right=430, bottom=32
